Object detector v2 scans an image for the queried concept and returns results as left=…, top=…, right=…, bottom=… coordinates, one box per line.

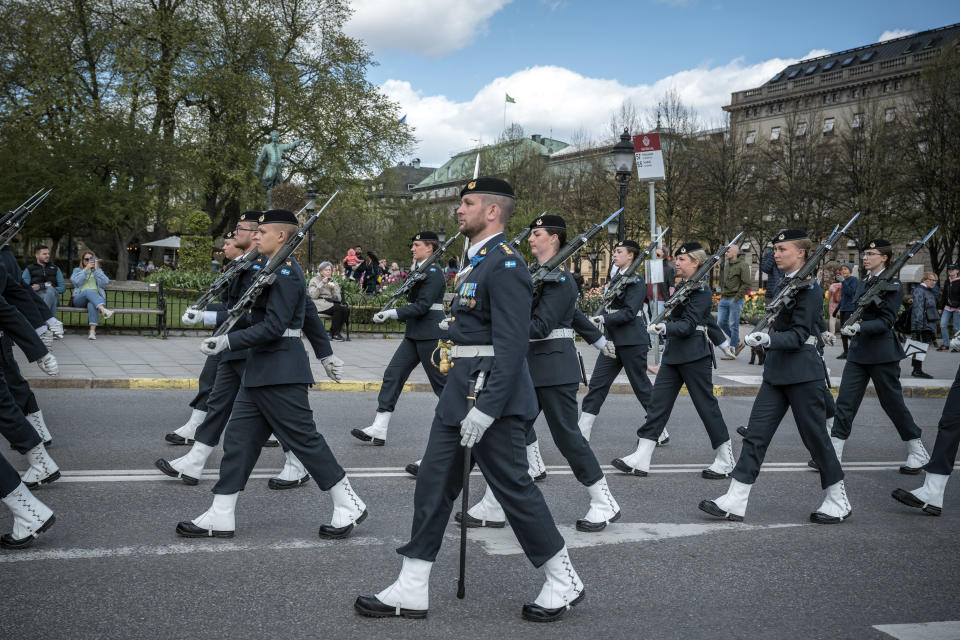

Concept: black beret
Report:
left=866, top=238, right=891, bottom=249
left=676, top=242, right=703, bottom=254
left=460, top=176, right=515, bottom=200
left=223, top=230, right=235, bottom=241
left=772, top=229, right=808, bottom=243
left=238, top=210, right=260, bottom=222
left=411, top=231, right=439, bottom=243
left=529, top=214, right=566, bottom=230
left=615, top=239, right=642, bottom=252
left=258, top=209, right=298, bottom=225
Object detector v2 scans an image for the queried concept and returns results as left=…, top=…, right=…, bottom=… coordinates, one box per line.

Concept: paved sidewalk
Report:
left=16, top=332, right=959, bottom=397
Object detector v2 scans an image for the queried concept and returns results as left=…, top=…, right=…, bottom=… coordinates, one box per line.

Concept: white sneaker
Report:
left=700, top=478, right=752, bottom=521
left=269, top=451, right=310, bottom=489
left=21, top=444, right=60, bottom=488
left=811, top=480, right=852, bottom=523
left=527, top=440, right=547, bottom=480
left=366, top=556, right=432, bottom=617
left=702, top=440, right=735, bottom=479
left=26, top=410, right=52, bottom=444
left=1, top=483, right=55, bottom=548
left=523, top=546, right=584, bottom=621
left=576, top=476, right=621, bottom=531
left=461, top=484, right=506, bottom=528
left=100, top=308, right=115, bottom=320
left=352, top=411, right=391, bottom=445
left=320, top=476, right=367, bottom=538
left=901, top=438, right=930, bottom=474
left=612, top=438, right=656, bottom=476
left=178, top=492, right=238, bottom=537
left=578, top=412, right=597, bottom=441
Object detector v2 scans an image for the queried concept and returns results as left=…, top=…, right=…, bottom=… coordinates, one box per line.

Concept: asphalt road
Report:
left=1, top=389, right=958, bottom=640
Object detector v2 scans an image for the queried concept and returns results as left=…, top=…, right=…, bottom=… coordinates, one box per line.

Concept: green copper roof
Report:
left=414, top=136, right=568, bottom=189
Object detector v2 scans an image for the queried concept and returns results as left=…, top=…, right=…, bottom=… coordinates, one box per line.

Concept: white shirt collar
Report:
left=786, top=269, right=800, bottom=278
left=467, top=232, right=500, bottom=259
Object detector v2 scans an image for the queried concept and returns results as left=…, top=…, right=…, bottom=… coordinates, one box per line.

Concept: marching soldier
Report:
left=0, top=449, right=54, bottom=549
left=611, top=242, right=734, bottom=479
left=164, top=351, right=218, bottom=445
left=459, top=214, right=620, bottom=532
left=576, top=239, right=652, bottom=440
left=833, top=239, right=929, bottom=472
left=350, top=231, right=447, bottom=445
left=175, top=209, right=363, bottom=539
left=700, top=229, right=851, bottom=524
left=355, top=178, right=583, bottom=622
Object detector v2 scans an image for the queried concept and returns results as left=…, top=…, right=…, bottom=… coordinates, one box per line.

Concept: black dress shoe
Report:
left=899, top=464, right=924, bottom=475
left=354, top=595, right=427, bottom=619
left=455, top=510, right=506, bottom=528
left=610, top=458, right=647, bottom=477
left=24, top=469, right=60, bottom=489
left=521, top=590, right=585, bottom=622
left=262, top=439, right=280, bottom=448
left=176, top=521, right=234, bottom=538
left=736, top=426, right=748, bottom=438
left=318, top=509, right=368, bottom=539
left=807, top=459, right=820, bottom=471
left=268, top=474, right=311, bottom=490
left=331, top=334, right=345, bottom=342
left=891, top=488, right=942, bottom=516
left=656, top=435, right=670, bottom=447
left=164, top=432, right=193, bottom=445
left=575, top=511, right=620, bottom=532
left=405, top=463, right=419, bottom=477
left=155, top=458, right=198, bottom=485
left=809, top=509, right=851, bottom=524
left=698, top=499, right=743, bottom=521
left=0, top=514, right=55, bottom=549
left=701, top=468, right=730, bottom=480
left=836, top=352, right=847, bottom=360
left=350, top=428, right=385, bottom=446
left=531, top=470, right=547, bottom=482
left=912, top=370, right=934, bottom=379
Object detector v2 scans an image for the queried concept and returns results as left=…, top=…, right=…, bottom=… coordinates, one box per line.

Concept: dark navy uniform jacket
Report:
left=848, top=274, right=906, bottom=365
left=226, top=256, right=331, bottom=387
left=661, top=285, right=713, bottom=365
left=763, top=276, right=826, bottom=386
left=573, top=309, right=602, bottom=344
left=600, top=270, right=649, bottom=347
left=396, top=262, right=445, bottom=341
left=0, top=266, right=46, bottom=361
left=437, top=233, right=537, bottom=424
left=527, top=267, right=580, bottom=387
left=1, top=246, right=50, bottom=328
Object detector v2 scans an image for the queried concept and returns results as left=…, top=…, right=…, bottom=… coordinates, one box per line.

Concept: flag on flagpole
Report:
left=505, top=93, right=516, bottom=104
left=398, top=114, right=407, bottom=123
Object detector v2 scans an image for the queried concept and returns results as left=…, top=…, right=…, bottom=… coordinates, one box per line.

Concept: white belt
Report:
left=430, top=303, right=444, bottom=311
left=530, top=328, right=575, bottom=342
left=805, top=335, right=818, bottom=346
left=449, top=345, right=495, bottom=358
left=282, top=328, right=302, bottom=338
left=696, top=325, right=706, bottom=332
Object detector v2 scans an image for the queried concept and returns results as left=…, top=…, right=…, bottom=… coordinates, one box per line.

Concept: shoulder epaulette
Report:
left=499, top=242, right=514, bottom=255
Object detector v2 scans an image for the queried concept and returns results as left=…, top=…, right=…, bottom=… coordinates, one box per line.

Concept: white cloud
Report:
left=383, top=53, right=822, bottom=167
left=345, top=0, right=512, bottom=58
left=800, top=48, right=832, bottom=60
left=878, top=28, right=916, bottom=42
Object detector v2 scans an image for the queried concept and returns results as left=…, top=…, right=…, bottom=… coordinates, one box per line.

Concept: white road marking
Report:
left=873, top=621, right=960, bottom=639
left=463, top=522, right=808, bottom=555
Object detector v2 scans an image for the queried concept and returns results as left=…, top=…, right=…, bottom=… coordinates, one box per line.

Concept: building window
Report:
left=894, top=79, right=902, bottom=90
left=746, top=130, right=757, bottom=145
left=832, top=92, right=839, bottom=102
left=770, top=126, right=781, bottom=141
left=885, top=107, right=897, bottom=122
left=882, top=82, right=891, bottom=93
left=852, top=113, right=864, bottom=128
left=822, top=118, right=835, bottom=135
left=795, top=122, right=808, bottom=137
left=777, top=103, right=783, bottom=112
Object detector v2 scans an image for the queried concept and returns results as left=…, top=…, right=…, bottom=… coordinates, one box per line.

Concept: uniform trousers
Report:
left=397, top=413, right=565, bottom=567
left=581, top=344, right=652, bottom=415
left=194, top=359, right=245, bottom=448
left=189, top=353, right=221, bottom=412
left=524, top=384, right=602, bottom=486
left=734, top=380, right=843, bottom=489
left=0, top=371, right=40, bottom=454
left=377, top=338, right=446, bottom=413
left=832, top=361, right=920, bottom=441
left=636, top=356, right=728, bottom=448
left=213, top=384, right=344, bottom=495
left=1, top=335, right=39, bottom=415
left=925, top=365, right=960, bottom=475
left=0, top=454, right=21, bottom=497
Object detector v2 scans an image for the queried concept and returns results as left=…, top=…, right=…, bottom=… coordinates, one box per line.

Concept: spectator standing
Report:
left=939, top=263, right=960, bottom=351
left=69, top=252, right=114, bottom=340
left=836, top=263, right=858, bottom=359
left=827, top=268, right=843, bottom=333
left=388, top=262, right=401, bottom=278
left=363, top=251, right=381, bottom=295
left=647, top=248, right=675, bottom=316
left=22, top=245, right=65, bottom=316
left=445, top=257, right=459, bottom=278
left=717, top=244, right=751, bottom=349
left=307, top=261, right=349, bottom=341
left=343, top=248, right=359, bottom=279
left=760, top=249, right=783, bottom=302
left=910, top=273, right=940, bottom=378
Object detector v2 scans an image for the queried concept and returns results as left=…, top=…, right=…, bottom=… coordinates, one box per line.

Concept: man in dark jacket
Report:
left=22, top=245, right=65, bottom=316
left=939, top=263, right=960, bottom=351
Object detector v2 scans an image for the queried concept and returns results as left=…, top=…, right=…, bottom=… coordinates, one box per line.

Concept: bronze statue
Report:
left=253, top=129, right=306, bottom=208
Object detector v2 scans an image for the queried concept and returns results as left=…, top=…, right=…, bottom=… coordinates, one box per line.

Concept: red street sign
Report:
left=633, top=133, right=661, bottom=152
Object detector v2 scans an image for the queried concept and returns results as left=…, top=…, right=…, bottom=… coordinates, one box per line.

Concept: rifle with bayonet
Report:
left=379, top=231, right=463, bottom=312
left=737, top=211, right=860, bottom=354
left=651, top=230, right=740, bottom=325
left=211, top=190, right=339, bottom=337
left=531, top=208, right=623, bottom=291
left=842, top=225, right=939, bottom=329
left=598, top=225, right=667, bottom=313
left=0, top=189, right=52, bottom=247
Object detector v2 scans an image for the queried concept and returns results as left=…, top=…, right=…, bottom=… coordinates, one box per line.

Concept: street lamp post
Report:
left=437, top=229, right=447, bottom=244
left=606, top=220, right=618, bottom=282
left=586, top=249, right=598, bottom=287
left=611, top=128, right=635, bottom=243
left=305, top=188, right=317, bottom=273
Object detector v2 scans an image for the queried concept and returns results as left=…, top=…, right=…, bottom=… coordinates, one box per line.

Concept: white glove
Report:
left=591, top=336, right=607, bottom=351
left=321, top=354, right=344, bottom=382
left=602, top=341, right=617, bottom=359
left=46, top=317, right=64, bottom=339
left=182, top=306, right=202, bottom=326
left=647, top=323, right=666, bottom=336
left=721, top=345, right=736, bottom=358
left=840, top=323, right=860, bottom=337
left=820, top=331, right=836, bottom=346
left=744, top=332, right=770, bottom=348
left=200, top=334, right=230, bottom=355
left=37, top=352, right=59, bottom=376
left=951, top=336, right=960, bottom=352
left=438, top=317, right=451, bottom=331
left=373, top=309, right=398, bottom=324
left=589, top=315, right=604, bottom=331
left=459, top=406, right=495, bottom=448
left=718, top=338, right=730, bottom=350
left=39, top=330, right=54, bottom=350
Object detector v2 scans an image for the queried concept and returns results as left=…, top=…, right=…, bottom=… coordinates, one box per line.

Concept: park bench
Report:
left=57, top=280, right=168, bottom=337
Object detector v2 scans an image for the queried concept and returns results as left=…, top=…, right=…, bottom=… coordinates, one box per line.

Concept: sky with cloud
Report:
left=345, top=0, right=959, bottom=167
